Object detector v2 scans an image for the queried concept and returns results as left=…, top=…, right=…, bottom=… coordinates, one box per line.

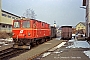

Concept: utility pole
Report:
left=0, top=0, right=1, bottom=22
left=54, top=21, right=56, bottom=27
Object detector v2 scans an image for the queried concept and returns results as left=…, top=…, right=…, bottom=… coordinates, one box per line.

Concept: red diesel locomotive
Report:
left=12, top=19, right=56, bottom=49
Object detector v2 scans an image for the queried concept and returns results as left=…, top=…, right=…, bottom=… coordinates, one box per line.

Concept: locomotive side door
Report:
left=33, top=20, right=37, bottom=38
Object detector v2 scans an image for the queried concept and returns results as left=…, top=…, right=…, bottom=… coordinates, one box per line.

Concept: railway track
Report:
left=0, top=40, right=48, bottom=60
left=0, top=40, right=49, bottom=60
left=0, top=38, right=62, bottom=60
left=0, top=48, right=28, bottom=60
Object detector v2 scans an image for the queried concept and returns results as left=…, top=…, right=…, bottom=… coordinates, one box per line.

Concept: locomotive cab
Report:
left=13, top=20, right=31, bottom=38
left=12, top=20, right=32, bottom=49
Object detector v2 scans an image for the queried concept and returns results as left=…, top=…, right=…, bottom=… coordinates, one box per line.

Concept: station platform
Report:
left=10, top=39, right=65, bottom=60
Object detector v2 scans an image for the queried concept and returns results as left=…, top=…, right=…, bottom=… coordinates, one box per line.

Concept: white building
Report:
left=82, top=0, right=90, bottom=38
left=0, top=0, right=21, bottom=33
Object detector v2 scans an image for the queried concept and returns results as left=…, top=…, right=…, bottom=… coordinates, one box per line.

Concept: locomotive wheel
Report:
left=45, top=39, right=48, bottom=42
left=36, top=41, right=39, bottom=45
left=50, top=37, right=52, bottom=40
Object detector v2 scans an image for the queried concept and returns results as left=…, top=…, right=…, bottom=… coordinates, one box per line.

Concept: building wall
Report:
left=0, top=0, right=2, bottom=32
left=76, top=23, right=86, bottom=30
left=0, top=11, right=21, bottom=33
left=1, top=11, right=21, bottom=25
left=72, top=28, right=76, bottom=34
left=0, top=0, right=21, bottom=33
left=86, top=0, right=90, bottom=37
left=0, top=0, right=1, bottom=23
left=0, top=10, right=21, bottom=33
left=1, top=12, right=13, bottom=25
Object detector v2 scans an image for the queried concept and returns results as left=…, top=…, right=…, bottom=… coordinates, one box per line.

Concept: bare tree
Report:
left=23, top=8, right=36, bottom=19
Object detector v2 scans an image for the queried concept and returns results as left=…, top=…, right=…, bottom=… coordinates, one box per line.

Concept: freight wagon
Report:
left=61, top=26, right=72, bottom=40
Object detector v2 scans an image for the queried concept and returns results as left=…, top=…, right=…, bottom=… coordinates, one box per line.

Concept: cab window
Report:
left=14, top=21, right=20, bottom=28
left=22, top=20, right=30, bottom=28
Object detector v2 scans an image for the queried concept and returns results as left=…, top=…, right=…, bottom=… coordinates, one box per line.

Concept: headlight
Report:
left=12, top=33, right=15, bottom=36
left=28, top=32, right=31, bottom=36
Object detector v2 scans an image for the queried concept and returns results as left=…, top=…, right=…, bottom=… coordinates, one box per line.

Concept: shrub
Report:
left=0, top=32, right=10, bottom=39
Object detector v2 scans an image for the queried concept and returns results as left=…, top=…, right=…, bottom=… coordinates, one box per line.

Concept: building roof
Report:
left=1, top=10, right=21, bottom=18
left=76, top=22, right=86, bottom=27
left=81, top=22, right=85, bottom=26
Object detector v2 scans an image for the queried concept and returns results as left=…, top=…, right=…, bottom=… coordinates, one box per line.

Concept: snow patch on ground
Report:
left=48, top=42, right=66, bottom=52
left=0, top=38, right=14, bottom=46
left=56, top=37, right=61, bottom=40
left=84, top=50, right=90, bottom=58
left=43, top=42, right=66, bottom=57
left=66, top=39, right=90, bottom=59
left=56, top=42, right=66, bottom=48
left=68, top=39, right=75, bottom=42
left=42, top=52, right=51, bottom=58
left=0, top=38, right=13, bottom=42
left=53, top=52, right=61, bottom=54
left=66, top=40, right=90, bottom=48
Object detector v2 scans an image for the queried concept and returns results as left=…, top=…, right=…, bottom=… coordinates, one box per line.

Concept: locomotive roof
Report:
left=61, top=26, right=72, bottom=28
left=13, top=19, right=50, bottom=25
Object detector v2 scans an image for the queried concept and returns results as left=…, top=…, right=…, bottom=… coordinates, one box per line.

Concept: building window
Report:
left=8, top=25, right=12, bottom=30
left=8, top=15, right=11, bottom=18
left=78, top=27, right=80, bottom=29
left=2, top=13, right=7, bottom=17
left=2, top=25, right=6, bottom=28
left=12, top=17, right=15, bottom=19
left=16, top=18, right=18, bottom=19
left=9, top=25, right=12, bottom=28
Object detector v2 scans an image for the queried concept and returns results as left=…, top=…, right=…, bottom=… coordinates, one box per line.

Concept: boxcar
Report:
left=61, top=26, right=72, bottom=40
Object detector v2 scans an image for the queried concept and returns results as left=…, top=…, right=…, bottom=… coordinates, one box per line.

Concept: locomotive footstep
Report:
left=13, top=45, right=31, bottom=49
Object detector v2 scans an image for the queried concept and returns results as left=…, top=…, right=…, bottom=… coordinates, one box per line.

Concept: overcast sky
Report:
left=2, top=0, right=85, bottom=26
